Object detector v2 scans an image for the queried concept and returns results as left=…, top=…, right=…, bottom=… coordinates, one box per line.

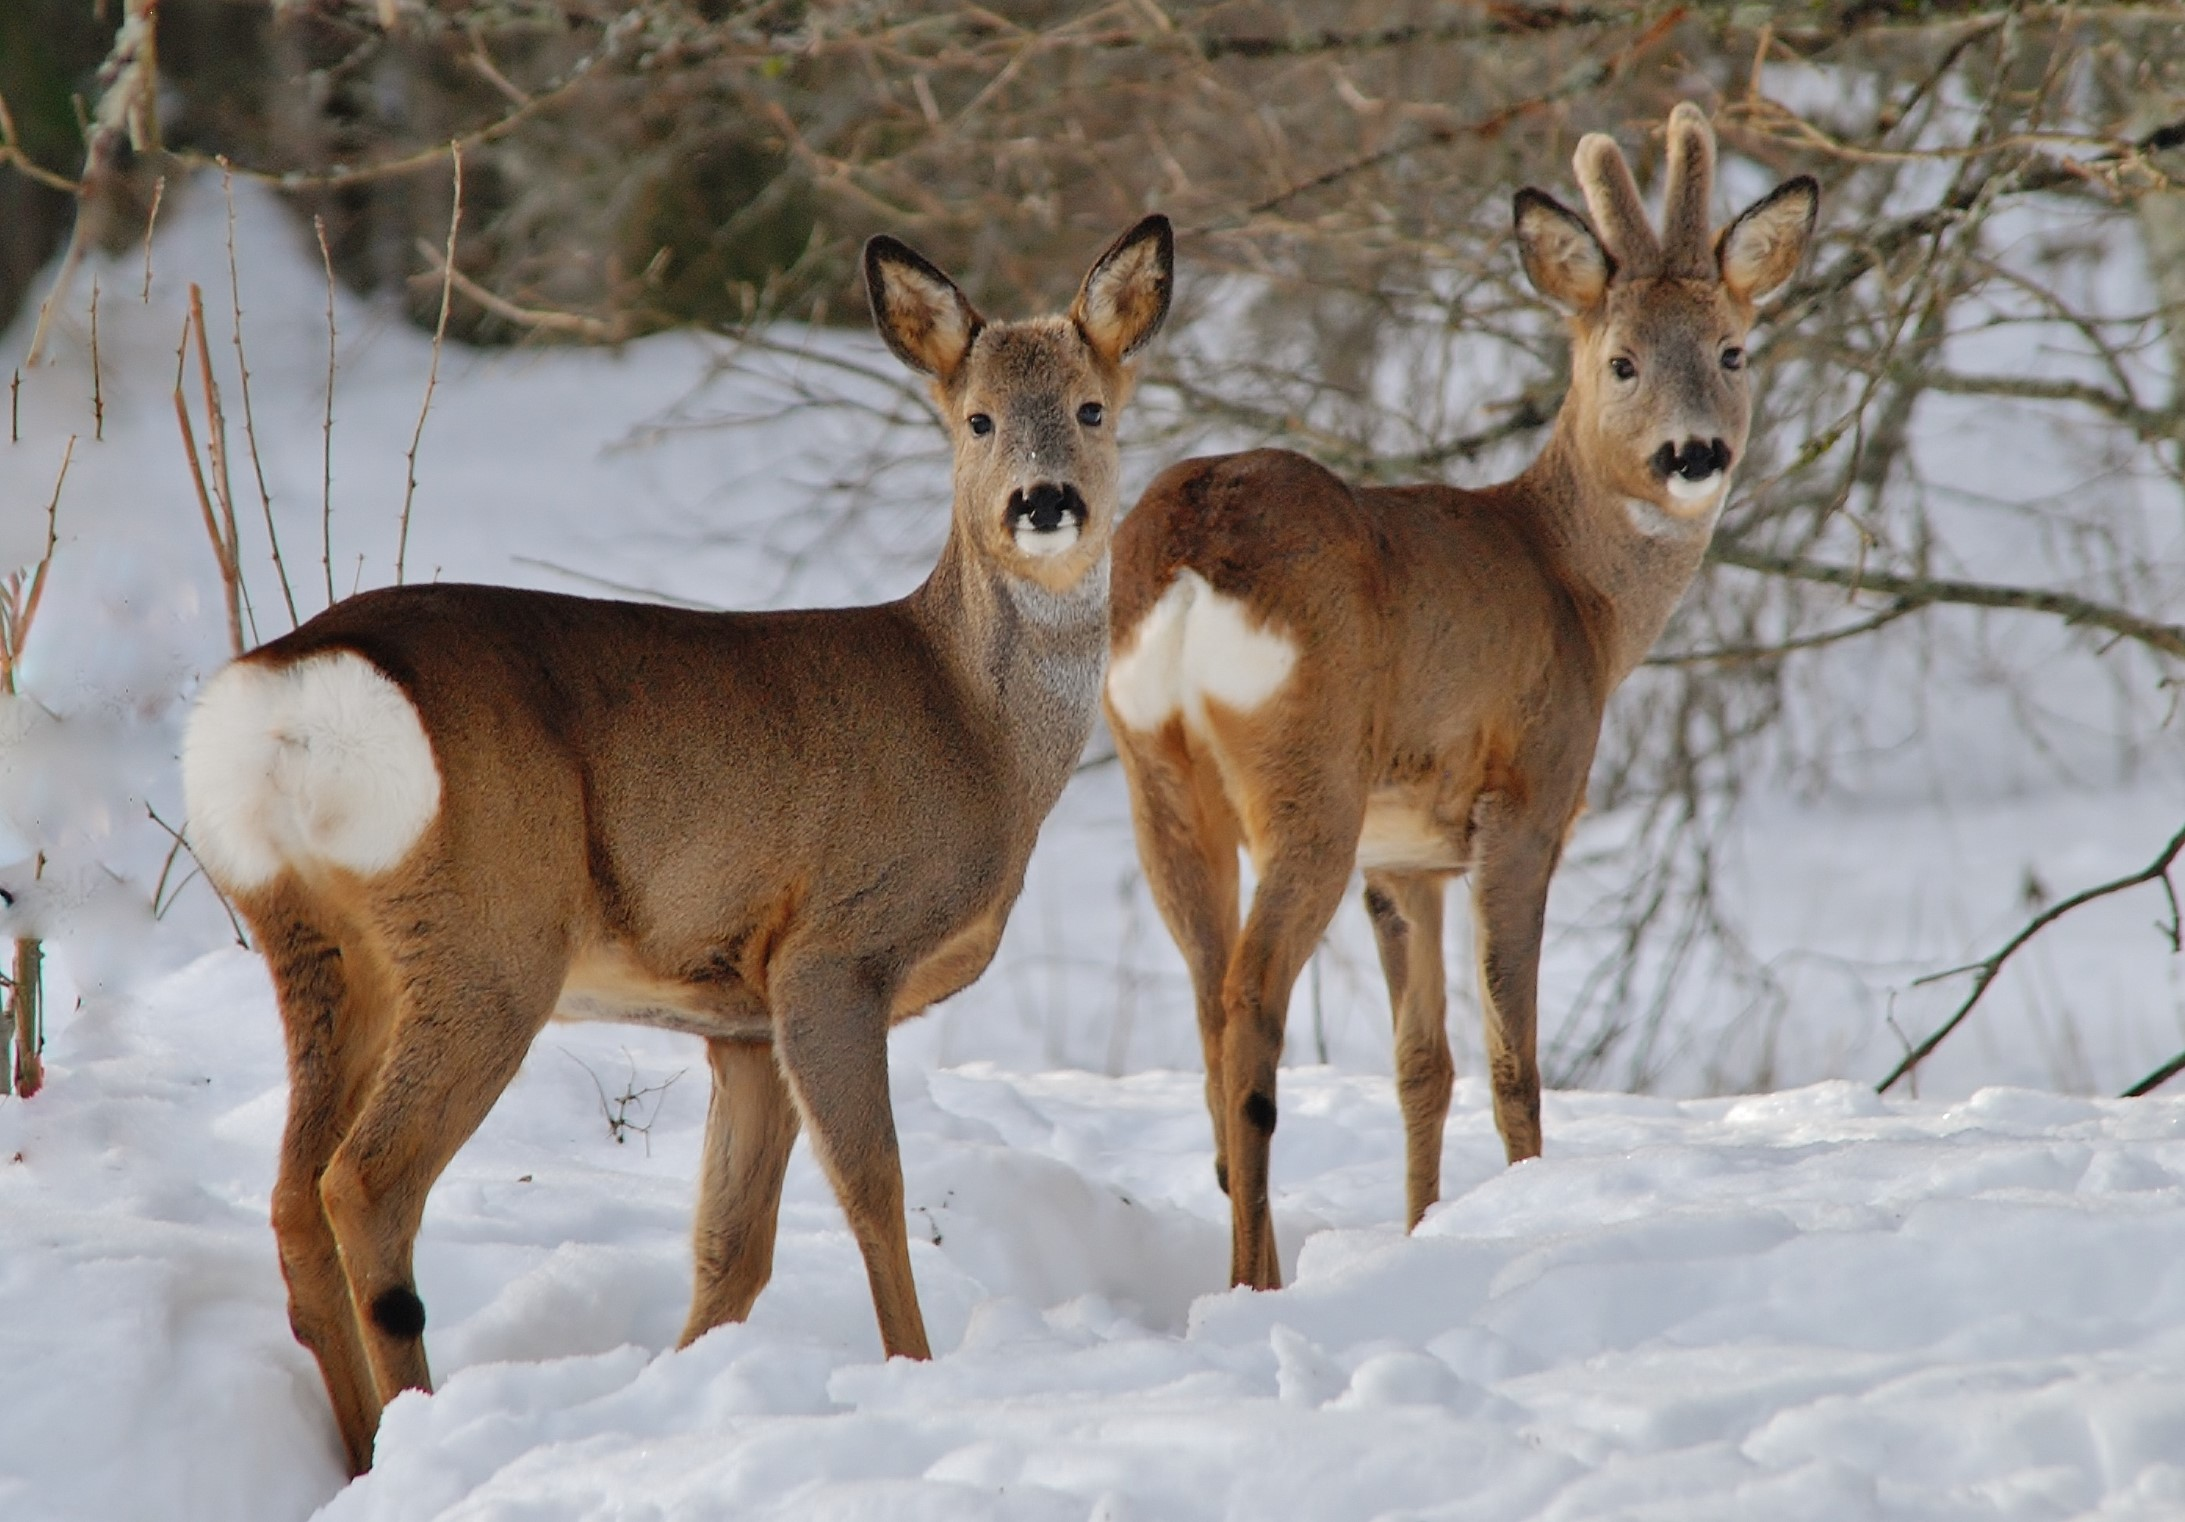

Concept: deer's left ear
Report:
left=1073, top=214, right=1174, bottom=365
left=1718, top=177, right=1819, bottom=305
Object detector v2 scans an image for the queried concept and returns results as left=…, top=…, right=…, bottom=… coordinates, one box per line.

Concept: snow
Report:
left=0, top=176, right=2180, bottom=1519
left=6, top=950, right=2185, bottom=1519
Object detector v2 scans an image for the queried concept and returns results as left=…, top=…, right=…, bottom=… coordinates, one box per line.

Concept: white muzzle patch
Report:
left=1013, top=520, right=1081, bottom=557
left=182, top=650, right=442, bottom=891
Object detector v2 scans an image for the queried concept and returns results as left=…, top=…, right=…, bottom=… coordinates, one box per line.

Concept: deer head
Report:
left=1515, top=103, right=1817, bottom=527
left=866, top=216, right=1174, bottom=594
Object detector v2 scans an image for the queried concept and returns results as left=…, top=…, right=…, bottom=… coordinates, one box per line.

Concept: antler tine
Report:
left=1572, top=132, right=1660, bottom=272
left=1659, top=101, right=1717, bottom=276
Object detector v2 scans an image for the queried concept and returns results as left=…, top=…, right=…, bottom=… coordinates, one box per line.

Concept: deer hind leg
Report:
left=1470, top=808, right=1565, bottom=1165
left=1364, top=872, right=1453, bottom=1229
left=679, top=1037, right=801, bottom=1347
left=770, top=959, right=929, bottom=1361
left=1113, top=721, right=1241, bottom=1194
left=1220, top=803, right=1360, bottom=1290
left=255, top=882, right=394, bottom=1476
left=317, top=915, right=564, bottom=1417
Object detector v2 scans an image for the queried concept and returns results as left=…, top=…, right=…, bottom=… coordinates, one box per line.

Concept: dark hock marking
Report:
left=1243, top=1091, right=1278, bottom=1134
left=1650, top=437, right=1733, bottom=482
left=1007, top=482, right=1088, bottom=535
left=1362, top=885, right=1401, bottom=928
left=369, top=1285, right=426, bottom=1339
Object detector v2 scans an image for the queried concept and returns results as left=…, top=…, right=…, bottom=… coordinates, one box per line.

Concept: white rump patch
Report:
left=182, top=651, right=442, bottom=891
left=1106, top=569, right=1297, bottom=733
left=1014, top=520, right=1081, bottom=557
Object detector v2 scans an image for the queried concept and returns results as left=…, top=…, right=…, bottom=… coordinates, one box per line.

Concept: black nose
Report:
left=1007, top=482, right=1087, bottom=534
left=1651, top=437, right=1733, bottom=482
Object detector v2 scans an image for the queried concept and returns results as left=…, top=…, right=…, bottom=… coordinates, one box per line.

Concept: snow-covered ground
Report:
left=0, top=179, right=2181, bottom=1519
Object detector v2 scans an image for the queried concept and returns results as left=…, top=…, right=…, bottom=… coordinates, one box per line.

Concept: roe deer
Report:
left=1105, top=105, right=1815, bottom=1288
left=182, top=215, right=1172, bottom=1472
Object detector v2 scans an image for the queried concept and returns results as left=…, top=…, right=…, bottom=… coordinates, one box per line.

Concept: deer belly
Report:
left=1356, top=794, right=1469, bottom=873
left=554, top=950, right=772, bottom=1043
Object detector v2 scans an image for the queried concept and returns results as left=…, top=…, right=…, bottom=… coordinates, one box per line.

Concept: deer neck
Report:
left=908, top=524, right=1109, bottom=805
left=1515, top=418, right=1720, bottom=682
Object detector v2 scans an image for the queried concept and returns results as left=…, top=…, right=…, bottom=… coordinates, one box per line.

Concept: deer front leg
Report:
left=771, top=960, right=930, bottom=1361
left=680, top=1037, right=802, bottom=1346
left=1469, top=814, right=1563, bottom=1165
left=1364, top=872, right=1453, bottom=1227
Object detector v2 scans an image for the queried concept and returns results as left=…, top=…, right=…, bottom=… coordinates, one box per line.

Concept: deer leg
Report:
left=1470, top=817, right=1562, bottom=1165
left=679, top=1037, right=801, bottom=1346
left=1221, top=835, right=1355, bottom=1290
left=770, top=960, right=929, bottom=1361
left=1365, top=873, right=1452, bottom=1228
left=1114, top=724, right=1241, bottom=1194
left=318, top=936, right=561, bottom=1421
left=255, top=885, right=392, bottom=1477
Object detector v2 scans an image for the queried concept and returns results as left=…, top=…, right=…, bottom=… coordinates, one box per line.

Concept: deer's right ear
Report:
left=1514, top=188, right=1611, bottom=313
left=865, top=235, right=985, bottom=381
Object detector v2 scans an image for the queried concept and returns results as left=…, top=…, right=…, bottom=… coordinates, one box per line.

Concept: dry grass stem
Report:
left=222, top=163, right=298, bottom=629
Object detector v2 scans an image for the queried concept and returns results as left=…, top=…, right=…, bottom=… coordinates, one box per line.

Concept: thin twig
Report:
left=88, top=279, right=103, bottom=441
left=173, top=303, right=243, bottom=657
left=1711, top=541, right=2185, bottom=663
left=144, top=804, right=248, bottom=948
left=397, top=143, right=461, bottom=586
left=1646, top=600, right=1920, bottom=667
left=223, top=163, right=298, bottom=628
left=1878, top=821, right=2185, bottom=1094
left=316, top=215, right=339, bottom=610
left=140, top=174, right=164, bottom=302
left=2123, top=1048, right=2185, bottom=1099
left=415, top=236, right=624, bottom=341
left=0, top=436, right=71, bottom=696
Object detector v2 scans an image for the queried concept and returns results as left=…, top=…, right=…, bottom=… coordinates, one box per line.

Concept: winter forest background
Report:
left=2, top=4, right=2185, bottom=1519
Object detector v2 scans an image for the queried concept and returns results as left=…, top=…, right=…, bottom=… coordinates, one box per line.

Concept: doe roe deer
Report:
left=183, top=214, right=1173, bottom=1473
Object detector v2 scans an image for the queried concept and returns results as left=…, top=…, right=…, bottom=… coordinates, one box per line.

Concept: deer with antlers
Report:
left=1105, top=105, right=1816, bottom=1288
left=183, top=216, right=1172, bottom=1472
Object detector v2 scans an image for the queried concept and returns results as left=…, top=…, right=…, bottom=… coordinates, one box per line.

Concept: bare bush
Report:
left=8, top=1, right=2183, bottom=1093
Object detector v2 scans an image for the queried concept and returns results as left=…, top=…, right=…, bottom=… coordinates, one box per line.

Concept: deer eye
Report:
left=1720, top=347, right=1746, bottom=372
left=1608, top=355, right=1637, bottom=381
left=967, top=413, right=993, bottom=436
left=1077, top=402, right=1104, bottom=427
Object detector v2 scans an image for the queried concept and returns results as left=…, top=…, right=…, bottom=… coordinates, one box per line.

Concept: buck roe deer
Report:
left=1105, top=105, right=1816, bottom=1289
left=182, top=215, right=1173, bottom=1473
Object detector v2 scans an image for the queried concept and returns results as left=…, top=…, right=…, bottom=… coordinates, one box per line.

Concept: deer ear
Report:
left=1717, top=176, right=1819, bottom=305
left=1072, top=214, right=1174, bottom=365
left=1514, top=188, right=1610, bottom=313
left=864, top=235, right=985, bottom=381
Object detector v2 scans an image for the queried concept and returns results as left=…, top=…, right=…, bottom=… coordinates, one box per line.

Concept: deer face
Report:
left=866, top=218, right=1174, bottom=593
left=1516, top=105, right=1817, bottom=528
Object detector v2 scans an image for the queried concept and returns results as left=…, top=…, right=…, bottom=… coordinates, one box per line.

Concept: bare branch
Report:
left=1710, top=542, right=2185, bottom=663
left=1878, top=820, right=2185, bottom=1094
